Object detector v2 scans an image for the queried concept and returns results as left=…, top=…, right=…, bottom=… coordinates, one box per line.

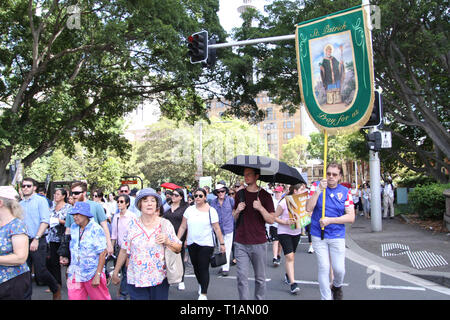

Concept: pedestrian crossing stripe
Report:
left=381, top=243, right=448, bottom=269
left=406, top=251, right=448, bottom=270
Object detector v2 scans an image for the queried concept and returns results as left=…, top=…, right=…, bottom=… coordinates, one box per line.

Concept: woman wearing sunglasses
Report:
left=177, top=188, right=225, bottom=300
left=110, top=194, right=135, bottom=300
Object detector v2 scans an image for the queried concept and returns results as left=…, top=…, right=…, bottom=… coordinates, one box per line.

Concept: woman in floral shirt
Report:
left=0, top=186, right=30, bottom=300
left=112, top=188, right=181, bottom=300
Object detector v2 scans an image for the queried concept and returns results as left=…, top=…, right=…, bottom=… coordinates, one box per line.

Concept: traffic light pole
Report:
left=369, top=127, right=382, bottom=232
left=208, top=34, right=296, bottom=49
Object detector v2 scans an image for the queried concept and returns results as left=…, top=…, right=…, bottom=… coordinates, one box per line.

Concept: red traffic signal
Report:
left=188, top=31, right=208, bottom=64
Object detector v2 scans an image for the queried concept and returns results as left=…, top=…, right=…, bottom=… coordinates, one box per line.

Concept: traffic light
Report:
left=188, top=30, right=208, bottom=64
left=206, top=38, right=217, bottom=67
left=364, top=90, right=383, bottom=128
left=366, top=131, right=382, bottom=152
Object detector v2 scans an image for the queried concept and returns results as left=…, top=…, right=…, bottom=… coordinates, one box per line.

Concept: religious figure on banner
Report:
left=310, top=31, right=356, bottom=114
left=321, top=44, right=345, bottom=105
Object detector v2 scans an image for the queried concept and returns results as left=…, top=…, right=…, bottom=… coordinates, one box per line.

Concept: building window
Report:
left=283, top=121, right=294, bottom=129
left=263, top=122, right=277, bottom=130
left=283, top=132, right=294, bottom=140
left=266, top=107, right=275, bottom=120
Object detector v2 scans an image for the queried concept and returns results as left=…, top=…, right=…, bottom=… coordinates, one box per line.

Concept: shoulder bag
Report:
left=161, top=218, right=184, bottom=284
left=208, top=208, right=227, bottom=268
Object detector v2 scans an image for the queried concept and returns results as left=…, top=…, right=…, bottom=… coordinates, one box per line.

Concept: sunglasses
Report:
left=172, top=193, right=181, bottom=198
left=229, top=192, right=235, bottom=196
left=71, top=191, right=83, bottom=195
left=22, top=184, right=33, bottom=188
left=93, top=194, right=99, bottom=197
left=119, top=190, right=128, bottom=193
left=326, top=172, right=339, bottom=177
left=194, top=194, right=204, bottom=198
left=117, top=200, right=126, bottom=204
left=217, top=190, right=226, bottom=194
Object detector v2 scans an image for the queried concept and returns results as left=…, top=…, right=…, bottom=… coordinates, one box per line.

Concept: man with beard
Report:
left=58, top=182, right=113, bottom=262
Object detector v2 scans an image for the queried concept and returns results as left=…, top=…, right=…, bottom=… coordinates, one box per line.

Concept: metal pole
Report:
left=209, top=34, right=295, bottom=49
left=369, top=140, right=382, bottom=232
left=362, top=0, right=382, bottom=232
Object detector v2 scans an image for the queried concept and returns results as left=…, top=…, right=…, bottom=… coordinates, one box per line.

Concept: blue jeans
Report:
left=127, top=278, right=169, bottom=300
left=119, top=265, right=128, bottom=297
left=311, top=236, right=346, bottom=300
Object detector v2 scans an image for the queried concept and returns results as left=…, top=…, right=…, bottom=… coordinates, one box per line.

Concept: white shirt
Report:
left=183, top=205, right=219, bottom=247
left=384, top=183, right=394, bottom=198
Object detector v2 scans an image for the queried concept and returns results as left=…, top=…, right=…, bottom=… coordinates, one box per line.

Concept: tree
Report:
left=23, top=142, right=140, bottom=193
left=0, top=0, right=226, bottom=184
left=136, top=117, right=269, bottom=188
left=216, top=0, right=449, bottom=182
left=280, top=134, right=308, bottom=167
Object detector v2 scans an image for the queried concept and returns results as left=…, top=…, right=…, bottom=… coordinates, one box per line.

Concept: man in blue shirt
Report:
left=20, top=177, right=61, bottom=299
left=306, top=162, right=355, bottom=300
left=210, top=184, right=235, bottom=276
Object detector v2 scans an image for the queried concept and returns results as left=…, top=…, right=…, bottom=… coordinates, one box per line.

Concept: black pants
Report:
left=26, top=238, right=59, bottom=294
left=47, top=242, right=62, bottom=285
left=188, top=243, right=213, bottom=294
left=0, top=271, right=31, bottom=300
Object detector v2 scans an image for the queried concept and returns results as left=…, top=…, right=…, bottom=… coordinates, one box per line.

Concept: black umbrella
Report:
left=220, top=155, right=306, bottom=185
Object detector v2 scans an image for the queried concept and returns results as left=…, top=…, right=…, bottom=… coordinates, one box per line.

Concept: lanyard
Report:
left=78, top=226, right=86, bottom=250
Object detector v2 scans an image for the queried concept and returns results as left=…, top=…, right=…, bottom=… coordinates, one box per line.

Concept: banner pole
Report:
left=321, top=130, right=328, bottom=240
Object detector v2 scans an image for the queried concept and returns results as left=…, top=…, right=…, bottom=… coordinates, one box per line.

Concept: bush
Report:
left=408, top=183, right=450, bottom=220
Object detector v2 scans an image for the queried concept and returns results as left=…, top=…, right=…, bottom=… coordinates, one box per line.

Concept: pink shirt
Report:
left=111, top=210, right=136, bottom=247
left=124, top=217, right=181, bottom=287
left=276, top=198, right=302, bottom=236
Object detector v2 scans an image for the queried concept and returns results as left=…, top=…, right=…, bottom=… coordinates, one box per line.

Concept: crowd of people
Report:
left=0, top=167, right=396, bottom=300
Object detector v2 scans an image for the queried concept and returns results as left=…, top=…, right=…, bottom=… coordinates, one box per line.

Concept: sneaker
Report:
left=198, top=294, right=208, bottom=300
left=308, top=245, right=314, bottom=254
left=273, top=258, right=280, bottom=266
left=284, top=273, right=289, bottom=285
left=221, top=271, right=229, bottom=277
left=290, top=283, right=300, bottom=294
left=178, top=282, right=185, bottom=291
left=331, top=285, right=343, bottom=300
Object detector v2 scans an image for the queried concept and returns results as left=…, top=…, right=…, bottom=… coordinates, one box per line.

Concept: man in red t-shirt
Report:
left=233, top=168, right=275, bottom=300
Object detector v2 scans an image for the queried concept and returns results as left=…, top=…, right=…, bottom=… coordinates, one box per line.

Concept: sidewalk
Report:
left=346, top=213, right=450, bottom=288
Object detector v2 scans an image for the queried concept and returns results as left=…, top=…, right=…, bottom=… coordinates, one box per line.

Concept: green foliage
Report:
left=0, top=0, right=225, bottom=184
left=219, top=0, right=449, bottom=183
left=136, top=117, right=269, bottom=188
left=306, top=131, right=364, bottom=162
left=408, top=183, right=450, bottom=220
left=281, top=135, right=308, bottom=167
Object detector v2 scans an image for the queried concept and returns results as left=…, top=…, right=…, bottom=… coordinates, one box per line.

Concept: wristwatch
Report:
left=34, top=235, right=41, bottom=240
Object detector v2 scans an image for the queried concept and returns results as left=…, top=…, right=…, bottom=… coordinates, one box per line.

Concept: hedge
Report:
left=408, top=183, right=450, bottom=220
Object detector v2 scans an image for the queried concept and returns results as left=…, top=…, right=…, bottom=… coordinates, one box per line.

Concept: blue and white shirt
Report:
left=309, top=182, right=353, bottom=239
left=68, top=219, right=106, bottom=282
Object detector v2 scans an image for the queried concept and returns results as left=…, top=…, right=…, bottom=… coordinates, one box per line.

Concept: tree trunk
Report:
left=0, top=146, right=13, bottom=185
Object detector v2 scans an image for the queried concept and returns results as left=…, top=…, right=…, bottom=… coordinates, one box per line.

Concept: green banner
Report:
left=295, top=6, right=374, bottom=134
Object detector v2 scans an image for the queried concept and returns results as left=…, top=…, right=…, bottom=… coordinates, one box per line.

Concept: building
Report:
left=208, top=91, right=317, bottom=160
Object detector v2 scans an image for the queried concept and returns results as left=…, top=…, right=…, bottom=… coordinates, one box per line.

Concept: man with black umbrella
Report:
left=232, top=168, right=275, bottom=300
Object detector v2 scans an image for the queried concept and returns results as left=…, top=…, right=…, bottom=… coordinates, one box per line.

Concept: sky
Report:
left=218, top=0, right=269, bottom=33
